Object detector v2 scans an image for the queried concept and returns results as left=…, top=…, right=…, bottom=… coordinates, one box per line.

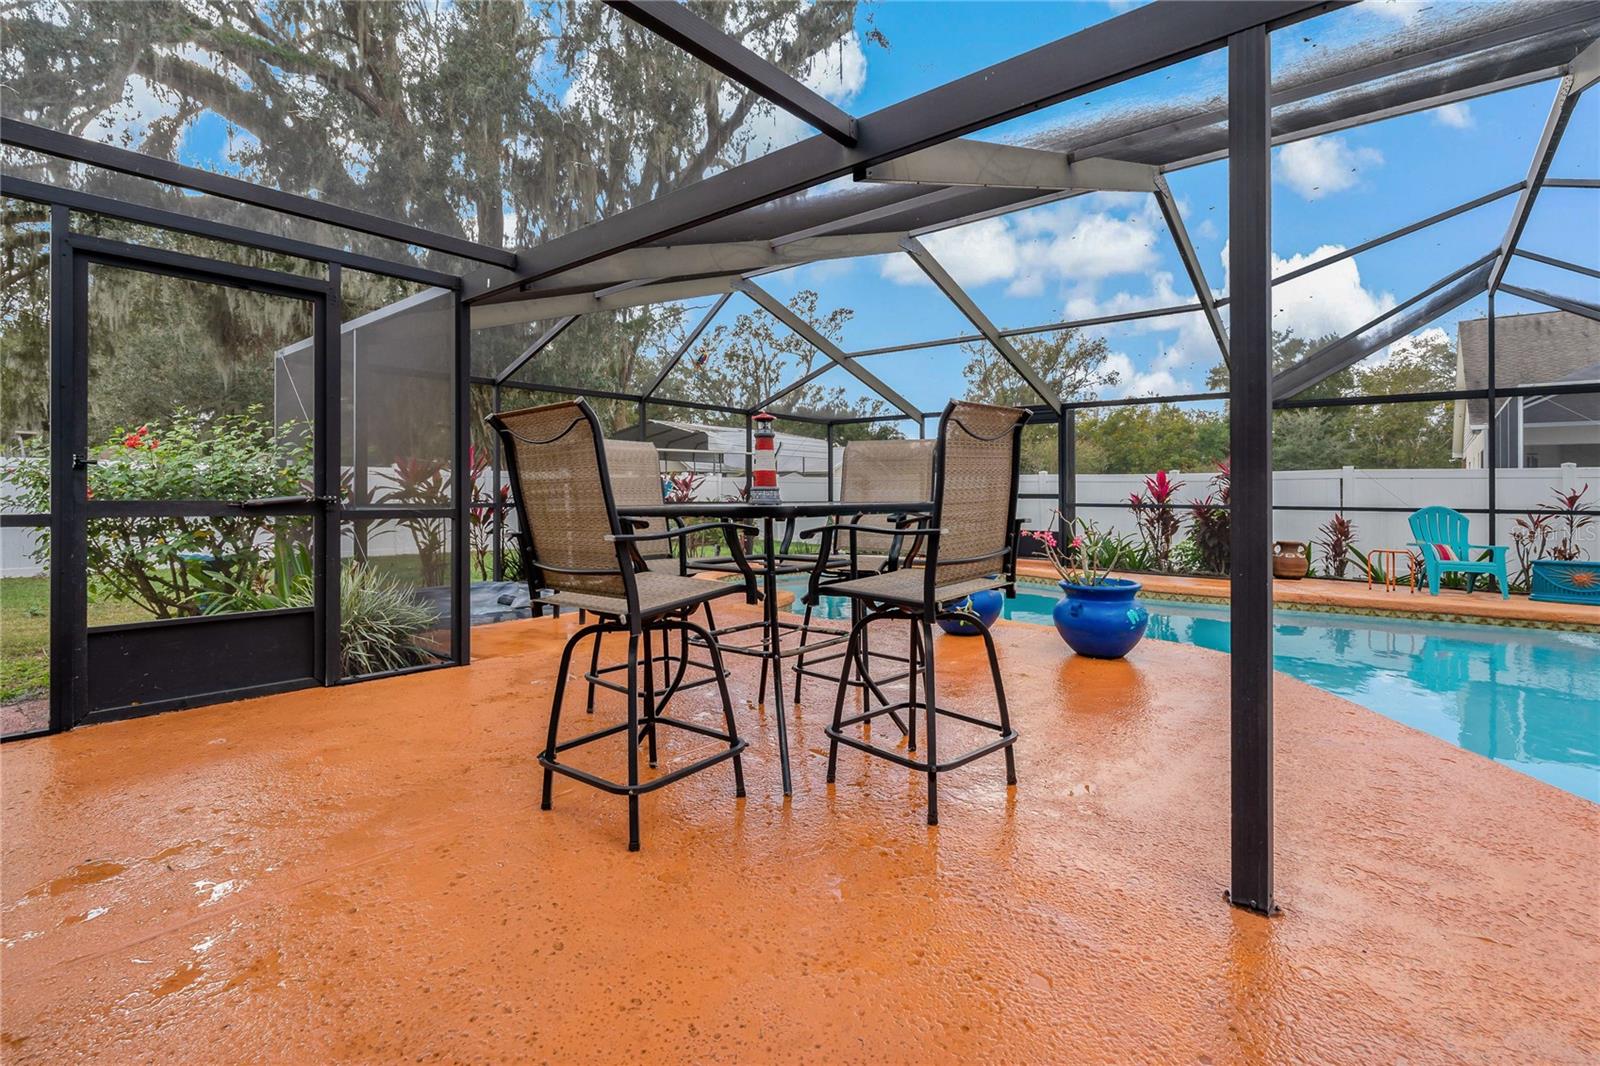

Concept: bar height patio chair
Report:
left=489, top=400, right=754, bottom=851
left=820, top=400, right=1027, bottom=825
left=578, top=440, right=723, bottom=717
left=791, top=438, right=934, bottom=706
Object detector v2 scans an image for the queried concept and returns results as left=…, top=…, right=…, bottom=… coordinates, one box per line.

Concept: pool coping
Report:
left=1015, top=564, right=1600, bottom=633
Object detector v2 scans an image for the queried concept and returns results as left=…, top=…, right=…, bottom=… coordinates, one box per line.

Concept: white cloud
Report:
left=880, top=198, right=1161, bottom=296
left=1277, top=136, right=1384, bottom=200
left=1102, top=352, right=1191, bottom=398
left=1366, top=0, right=1427, bottom=24
left=1220, top=241, right=1396, bottom=341
left=1433, top=102, right=1474, bottom=130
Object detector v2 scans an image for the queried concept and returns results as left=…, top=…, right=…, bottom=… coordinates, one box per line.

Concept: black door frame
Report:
left=51, top=232, right=341, bottom=729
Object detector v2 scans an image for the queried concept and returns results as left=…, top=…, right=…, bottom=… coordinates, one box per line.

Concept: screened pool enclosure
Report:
left=2, top=1, right=1597, bottom=914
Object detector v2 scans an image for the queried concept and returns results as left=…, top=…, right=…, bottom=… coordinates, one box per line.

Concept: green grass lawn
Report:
left=1, top=576, right=151, bottom=704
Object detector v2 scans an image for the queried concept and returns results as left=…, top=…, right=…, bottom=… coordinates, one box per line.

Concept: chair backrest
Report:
left=839, top=439, right=935, bottom=557
left=927, top=400, right=1028, bottom=590
left=605, top=440, right=671, bottom=561
left=1409, top=506, right=1469, bottom=551
left=489, top=400, right=626, bottom=598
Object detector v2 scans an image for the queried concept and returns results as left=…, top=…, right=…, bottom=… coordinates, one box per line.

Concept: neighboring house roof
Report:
left=1456, top=310, right=1600, bottom=426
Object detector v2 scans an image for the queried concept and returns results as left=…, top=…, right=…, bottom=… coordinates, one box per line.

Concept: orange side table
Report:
left=1367, top=547, right=1417, bottom=593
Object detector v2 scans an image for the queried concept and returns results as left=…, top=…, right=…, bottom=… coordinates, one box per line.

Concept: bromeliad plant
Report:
left=1025, top=514, right=1125, bottom=587
left=378, top=454, right=450, bottom=587
left=1128, top=470, right=1185, bottom=572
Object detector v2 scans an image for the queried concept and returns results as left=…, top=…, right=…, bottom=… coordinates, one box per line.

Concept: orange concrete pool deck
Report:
left=1017, top=561, right=1600, bottom=630
left=3, top=608, right=1598, bottom=1063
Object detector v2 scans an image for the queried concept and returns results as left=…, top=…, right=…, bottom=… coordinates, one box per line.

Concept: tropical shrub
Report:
left=1128, top=470, right=1185, bottom=571
left=1545, top=484, right=1593, bottom=562
left=1317, top=514, right=1357, bottom=579
left=1187, top=459, right=1231, bottom=574
left=4, top=407, right=310, bottom=618
left=339, top=564, right=439, bottom=676
left=378, top=455, right=450, bottom=587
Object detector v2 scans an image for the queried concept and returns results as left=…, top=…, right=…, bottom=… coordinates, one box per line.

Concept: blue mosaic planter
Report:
left=1530, top=559, right=1600, bottom=605
left=1052, top=578, right=1149, bottom=659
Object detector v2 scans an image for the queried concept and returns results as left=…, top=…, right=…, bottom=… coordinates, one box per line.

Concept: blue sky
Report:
left=701, top=1, right=1600, bottom=413
left=156, top=1, right=1599, bottom=412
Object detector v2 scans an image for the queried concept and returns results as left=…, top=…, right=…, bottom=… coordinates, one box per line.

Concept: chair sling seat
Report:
left=535, top=572, right=735, bottom=618
left=824, top=569, right=1005, bottom=609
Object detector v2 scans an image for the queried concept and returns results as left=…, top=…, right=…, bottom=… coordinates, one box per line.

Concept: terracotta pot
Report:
left=1273, top=540, right=1309, bottom=580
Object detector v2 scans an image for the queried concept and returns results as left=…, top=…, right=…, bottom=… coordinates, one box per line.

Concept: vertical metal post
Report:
left=1227, top=24, right=1276, bottom=916
left=318, top=264, right=343, bottom=684
left=48, top=205, right=85, bottom=732
left=826, top=422, right=836, bottom=501
left=491, top=382, right=504, bottom=581
left=452, top=291, right=472, bottom=665
left=1057, top=410, right=1075, bottom=536
left=1486, top=292, right=1498, bottom=544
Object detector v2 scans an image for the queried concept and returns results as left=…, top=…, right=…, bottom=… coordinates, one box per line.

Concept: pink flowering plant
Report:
left=1024, top=512, right=1124, bottom=587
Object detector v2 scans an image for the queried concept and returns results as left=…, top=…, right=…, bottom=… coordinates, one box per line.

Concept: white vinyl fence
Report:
left=7, top=463, right=1594, bottom=577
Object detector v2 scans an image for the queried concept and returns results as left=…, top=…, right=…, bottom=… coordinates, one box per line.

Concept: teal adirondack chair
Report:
left=1408, top=506, right=1510, bottom=599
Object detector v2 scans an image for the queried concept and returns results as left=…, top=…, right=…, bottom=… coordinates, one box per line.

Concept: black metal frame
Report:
left=8, top=188, right=471, bottom=741
left=4, top=1, right=1592, bottom=920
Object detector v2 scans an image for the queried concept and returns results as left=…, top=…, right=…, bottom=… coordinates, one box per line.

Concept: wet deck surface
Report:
left=3, top=608, right=1597, bottom=1063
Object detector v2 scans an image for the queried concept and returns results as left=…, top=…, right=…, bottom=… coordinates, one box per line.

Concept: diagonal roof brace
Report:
left=471, top=275, right=741, bottom=330
left=899, top=237, right=1062, bottom=411
left=1499, top=284, right=1600, bottom=324
left=1274, top=254, right=1495, bottom=400
left=493, top=315, right=581, bottom=385
left=1490, top=46, right=1595, bottom=293
left=645, top=292, right=732, bottom=398
left=1152, top=174, right=1229, bottom=368
left=860, top=141, right=1158, bottom=192
left=469, top=1, right=1337, bottom=300
left=603, top=0, right=857, bottom=146
left=518, top=232, right=908, bottom=296
left=733, top=279, right=921, bottom=420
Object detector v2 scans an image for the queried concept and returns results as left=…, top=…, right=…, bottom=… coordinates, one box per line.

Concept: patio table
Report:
left=617, top=500, right=931, bottom=796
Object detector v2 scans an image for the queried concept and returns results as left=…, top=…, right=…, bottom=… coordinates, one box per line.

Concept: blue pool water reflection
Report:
left=779, top=578, right=1600, bottom=802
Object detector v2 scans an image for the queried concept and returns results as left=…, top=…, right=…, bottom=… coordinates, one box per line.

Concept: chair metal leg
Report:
left=976, top=620, right=1017, bottom=786
left=791, top=599, right=814, bottom=704
left=683, top=618, right=746, bottom=798
left=642, top=626, right=659, bottom=769
left=919, top=617, right=939, bottom=826
left=544, top=622, right=600, bottom=811
left=625, top=629, right=641, bottom=852
left=585, top=626, right=604, bottom=714
left=906, top=616, right=919, bottom=753
left=826, top=614, right=869, bottom=784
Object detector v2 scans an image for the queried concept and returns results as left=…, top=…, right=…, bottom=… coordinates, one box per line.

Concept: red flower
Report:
left=1070, top=535, right=1083, bottom=549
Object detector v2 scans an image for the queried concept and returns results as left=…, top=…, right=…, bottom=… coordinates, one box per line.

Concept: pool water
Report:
left=778, top=577, right=1600, bottom=803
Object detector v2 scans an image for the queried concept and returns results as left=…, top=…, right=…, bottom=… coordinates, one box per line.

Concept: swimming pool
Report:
left=777, top=577, right=1600, bottom=803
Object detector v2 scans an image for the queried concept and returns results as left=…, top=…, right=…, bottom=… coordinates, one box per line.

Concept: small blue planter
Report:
left=1052, top=578, right=1149, bottom=659
left=938, top=587, right=1003, bottom=636
left=1530, top=559, right=1600, bottom=605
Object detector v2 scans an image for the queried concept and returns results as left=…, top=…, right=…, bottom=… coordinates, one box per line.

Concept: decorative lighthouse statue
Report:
left=750, top=410, right=781, bottom=503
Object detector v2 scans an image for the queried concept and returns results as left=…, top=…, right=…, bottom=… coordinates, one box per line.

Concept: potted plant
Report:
left=1025, top=515, right=1148, bottom=659
left=1529, top=485, right=1598, bottom=604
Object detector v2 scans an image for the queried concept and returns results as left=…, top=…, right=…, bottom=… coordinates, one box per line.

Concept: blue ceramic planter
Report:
left=1052, top=579, right=1149, bottom=659
left=937, top=587, right=1003, bottom=636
